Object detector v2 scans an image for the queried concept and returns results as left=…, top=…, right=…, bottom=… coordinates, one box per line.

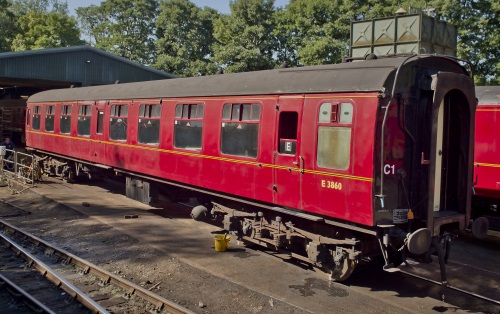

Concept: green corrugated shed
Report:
left=0, top=46, right=175, bottom=144
left=0, top=45, right=175, bottom=88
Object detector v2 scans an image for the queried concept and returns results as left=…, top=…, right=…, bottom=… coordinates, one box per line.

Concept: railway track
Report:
left=397, top=251, right=500, bottom=311
left=0, top=232, right=99, bottom=313
left=0, top=264, right=74, bottom=314
left=399, top=268, right=500, bottom=306
left=0, top=219, right=196, bottom=314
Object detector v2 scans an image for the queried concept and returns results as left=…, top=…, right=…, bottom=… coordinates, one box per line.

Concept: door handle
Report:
left=293, top=157, right=304, bottom=173
left=298, top=156, right=304, bottom=174
left=421, top=152, right=430, bottom=165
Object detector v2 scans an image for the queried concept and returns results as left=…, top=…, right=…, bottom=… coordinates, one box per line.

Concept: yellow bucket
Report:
left=214, top=234, right=230, bottom=252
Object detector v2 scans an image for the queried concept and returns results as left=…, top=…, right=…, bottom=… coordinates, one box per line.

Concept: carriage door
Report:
left=91, top=103, right=106, bottom=164
left=273, top=97, right=303, bottom=209
left=427, top=72, right=475, bottom=234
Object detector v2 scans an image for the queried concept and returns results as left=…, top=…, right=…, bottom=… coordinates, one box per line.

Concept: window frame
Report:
left=278, top=111, right=299, bottom=155
left=315, top=101, right=354, bottom=171
left=96, top=110, right=104, bottom=135
left=60, top=104, right=72, bottom=134
left=109, top=104, right=129, bottom=141
left=173, top=103, right=204, bottom=151
left=138, top=103, right=162, bottom=145
left=77, top=104, right=92, bottom=137
left=32, top=105, right=41, bottom=130
left=45, top=105, right=55, bottom=132
left=220, top=103, right=261, bottom=158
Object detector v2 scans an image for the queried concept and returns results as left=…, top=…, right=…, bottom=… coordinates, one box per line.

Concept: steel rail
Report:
left=0, top=232, right=109, bottom=314
left=0, top=219, right=195, bottom=314
left=0, top=273, right=57, bottom=314
left=399, top=269, right=500, bottom=306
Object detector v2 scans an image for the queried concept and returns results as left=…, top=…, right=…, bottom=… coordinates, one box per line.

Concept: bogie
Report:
left=205, top=201, right=362, bottom=281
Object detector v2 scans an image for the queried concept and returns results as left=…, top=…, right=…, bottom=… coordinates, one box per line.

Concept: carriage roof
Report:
left=28, top=55, right=466, bottom=103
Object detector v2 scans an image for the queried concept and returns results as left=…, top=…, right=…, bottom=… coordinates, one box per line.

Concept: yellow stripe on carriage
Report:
left=27, top=130, right=374, bottom=182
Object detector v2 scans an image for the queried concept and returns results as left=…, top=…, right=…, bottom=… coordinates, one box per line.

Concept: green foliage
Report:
left=154, top=0, right=219, bottom=77
left=435, top=0, right=499, bottom=85
left=77, top=0, right=159, bottom=64
left=212, top=0, right=277, bottom=73
left=10, top=0, right=66, bottom=14
left=275, top=0, right=355, bottom=66
left=76, top=5, right=107, bottom=46
left=10, top=0, right=83, bottom=51
left=0, top=0, right=18, bottom=52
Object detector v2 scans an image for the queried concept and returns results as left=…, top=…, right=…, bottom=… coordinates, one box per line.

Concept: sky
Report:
left=67, top=0, right=291, bottom=16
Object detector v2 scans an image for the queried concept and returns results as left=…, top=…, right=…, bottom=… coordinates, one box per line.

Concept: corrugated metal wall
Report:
left=0, top=47, right=174, bottom=86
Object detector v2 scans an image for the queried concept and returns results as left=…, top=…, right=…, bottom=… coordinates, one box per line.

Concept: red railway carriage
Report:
left=0, top=100, right=27, bottom=144
left=25, top=55, right=476, bottom=281
left=473, top=86, right=500, bottom=230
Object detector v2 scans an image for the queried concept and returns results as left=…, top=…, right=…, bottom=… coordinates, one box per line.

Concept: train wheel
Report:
left=63, top=168, right=75, bottom=183
left=328, top=255, right=357, bottom=282
left=191, top=205, right=208, bottom=221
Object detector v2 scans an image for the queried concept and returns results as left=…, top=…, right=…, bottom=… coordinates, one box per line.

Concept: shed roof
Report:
left=0, top=46, right=175, bottom=88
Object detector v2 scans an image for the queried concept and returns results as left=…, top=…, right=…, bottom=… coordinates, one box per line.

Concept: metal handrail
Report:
left=377, top=54, right=420, bottom=208
left=1, top=149, right=36, bottom=186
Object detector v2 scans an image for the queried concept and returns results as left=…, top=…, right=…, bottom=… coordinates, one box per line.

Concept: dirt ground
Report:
left=0, top=187, right=305, bottom=314
left=1, top=178, right=498, bottom=314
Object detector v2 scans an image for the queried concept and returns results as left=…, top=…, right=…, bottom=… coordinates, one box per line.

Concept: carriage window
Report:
left=138, top=104, right=161, bottom=145
left=32, top=106, right=41, bottom=130
left=339, top=103, right=353, bottom=124
left=77, top=105, right=92, bottom=136
left=110, top=104, right=128, bottom=141
left=278, top=112, right=298, bottom=154
left=97, top=110, right=104, bottom=134
left=319, top=103, right=334, bottom=123
left=45, top=105, right=55, bottom=132
left=60, top=105, right=72, bottom=134
left=221, top=103, right=260, bottom=158
left=174, top=104, right=203, bottom=150
left=316, top=102, right=353, bottom=170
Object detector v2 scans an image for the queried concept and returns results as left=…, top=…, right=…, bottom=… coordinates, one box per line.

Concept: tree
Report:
left=76, top=5, right=108, bottom=46
left=212, top=0, right=277, bottom=73
left=11, top=0, right=58, bottom=13
left=275, top=0, right=371, bottom=66
left=0, top=0, right=18, bottom=52
left=10, top=0, right=84, bottom=51
left=436, top=0, right=499, bottom=85
left=155, top=0, right=218, bottom=77
left=274, top=0, right=428, bottom=66
left=76, top=0, right=159, bottom=64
